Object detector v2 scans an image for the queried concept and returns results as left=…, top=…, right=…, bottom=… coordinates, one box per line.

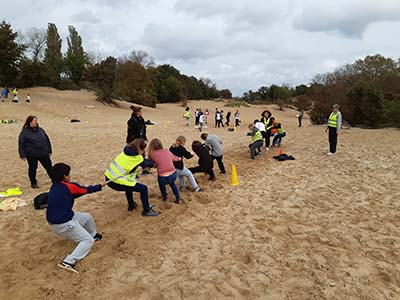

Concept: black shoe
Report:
left=175, top=199, right=181, bottom=204
left=93, top=233, right=103, bottom=241
left=31, top=184, right=39, bottom=189
left=57, top=261, right=78, bottom=273
left=127, top=202, right=137, bottom=211
left=142, top=208, right=160, bottom=217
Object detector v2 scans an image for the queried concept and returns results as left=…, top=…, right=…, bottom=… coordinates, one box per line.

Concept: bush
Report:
left=383, top=100, right=400, bottom=127
left=224, top=99, right=250, bottom=107
left=57, top=78, right=80, bottom=90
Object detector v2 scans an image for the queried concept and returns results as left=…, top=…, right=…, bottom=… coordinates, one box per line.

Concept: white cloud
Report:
left=4, top=0, right=400, bottom=95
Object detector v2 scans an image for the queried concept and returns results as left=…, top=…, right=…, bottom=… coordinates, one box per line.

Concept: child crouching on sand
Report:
left=247, top=124, right=264, bottom=159
left=148, top=138, right=183, bottom=204
left=189, top=140, right=216, bottom=181
left=46, top=163, right=105, bottom=273
left=169, top=136, right=201, bottom=192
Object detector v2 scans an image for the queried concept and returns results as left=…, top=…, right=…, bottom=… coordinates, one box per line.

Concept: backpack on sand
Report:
left=33, top=192, right=48, bottom=210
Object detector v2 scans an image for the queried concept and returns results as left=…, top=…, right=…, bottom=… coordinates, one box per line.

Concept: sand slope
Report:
left=1, top=87, right=400, bottom=300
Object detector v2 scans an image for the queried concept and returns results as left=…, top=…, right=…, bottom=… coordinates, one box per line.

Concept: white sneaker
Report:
left=58, top=261, right=78, bottom=273
left=326, top=152, right=335, bottom=156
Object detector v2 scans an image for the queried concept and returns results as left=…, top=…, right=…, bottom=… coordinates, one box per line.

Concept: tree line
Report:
left=0, top=21, right=231, bottom=107
left=241, top=55, right=400, bottom=128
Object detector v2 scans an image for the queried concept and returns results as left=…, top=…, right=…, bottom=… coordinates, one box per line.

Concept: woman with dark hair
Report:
left=126, top=106, right=147, bottom=144
left=260, top=110, right=274, bottom=150
left=105, top=138, right=160, bottom=216
left=189, top=140, right=216, bottom=181
left=18, top=115, right=53, bottom=188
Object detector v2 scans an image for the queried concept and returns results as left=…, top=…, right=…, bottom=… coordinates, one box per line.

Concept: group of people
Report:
left=17, top=105, right=229, bottom=273
left=246, top=110, right=287, bottom=159
left=183, top=107, right=241, bottom=130
left=16, top=101, right=343, bottom=273
left=1, top=86, right=31, bottom=103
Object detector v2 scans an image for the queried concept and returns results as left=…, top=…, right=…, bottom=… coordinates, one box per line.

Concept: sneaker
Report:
left=179, top=186, right=188, bottom=192
left=93, top=233, right=102, bottom=242
left=326, top=152, right=335, bottom=156
left=193, top=186, right=202, bottom=192
left=209, top=177, right=216, bottom=181
left=142, top=208, right=160, bottom=217
left=266, top=147, right=270, bottom=151
left=57, top=261, right=78, bottom=273
left=127, top=201, right=137, bottom=211
left=162, top=196, right=168, bottom=202
left=31, top=184, right=40, bottom=189
left=175, top=199, right=181, bottom=204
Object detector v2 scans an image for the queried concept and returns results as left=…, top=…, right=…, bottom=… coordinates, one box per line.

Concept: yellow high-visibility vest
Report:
left=263, top=117, right=273, bottom=130
left=252, top=129, right=263, bottom=142
left=328, top=112, right=338, bottom=128
left=104, top=152, right=144, bottom=186
left=183, top=111, right=191, bottom=118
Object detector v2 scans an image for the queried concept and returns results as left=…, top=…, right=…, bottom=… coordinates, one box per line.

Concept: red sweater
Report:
left=150, top=149, right=180, bottom=176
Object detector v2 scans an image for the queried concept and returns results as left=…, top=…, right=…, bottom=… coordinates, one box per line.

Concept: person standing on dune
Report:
left=126, top=106, right=147, bottom=144
left=326, top=104, right=342, bottom=156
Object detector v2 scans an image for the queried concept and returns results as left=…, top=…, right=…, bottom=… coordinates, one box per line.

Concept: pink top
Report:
left=150, top=149, right=180, bottom=176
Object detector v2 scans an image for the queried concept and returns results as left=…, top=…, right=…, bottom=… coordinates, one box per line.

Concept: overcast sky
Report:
left=6, top=0, right=400, bottom=95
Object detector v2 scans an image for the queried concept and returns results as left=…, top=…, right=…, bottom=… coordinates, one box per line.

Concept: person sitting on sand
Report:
left=46, top=163, right=105, bottom=273
left=189, top=140, right=216, bottom=181
left=247, top=124, right=264, bottom=160
left=105, top=138, right=160, bottom=216
left=169, top=136, right=201, bottom=192
left=148, top=138, right=182, bottom=204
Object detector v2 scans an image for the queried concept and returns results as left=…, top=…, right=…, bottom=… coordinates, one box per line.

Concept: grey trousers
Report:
left=250, top=140, right=264, bottom=159
left=176, top=167, right=198, bottom=189
left=50, top=212, right=96, bottom=265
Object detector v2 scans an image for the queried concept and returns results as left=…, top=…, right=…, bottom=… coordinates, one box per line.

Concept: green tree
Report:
left=115, top=61, right=156, bottom=107
left=65, top=25, right=85, bottom=85
left=0, top=21, right=25, bottom=86
left=346, top=85, right=384, bottom=128
left=44, top=23, right=63, bottom=86
left=220, top=89, right=232, bottom=99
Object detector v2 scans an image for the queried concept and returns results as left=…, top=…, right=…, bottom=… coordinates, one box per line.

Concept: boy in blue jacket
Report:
left=47, top=163, right=105, bottom=273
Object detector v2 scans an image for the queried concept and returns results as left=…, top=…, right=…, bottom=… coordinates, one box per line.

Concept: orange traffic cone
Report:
left=279, top=148, right=283, bottom=155
left=231, top=164, right=239, bottom=186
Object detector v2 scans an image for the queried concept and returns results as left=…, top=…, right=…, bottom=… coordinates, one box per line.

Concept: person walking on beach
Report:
left=297, top=110, right=304, bottom=127
left=183, top=107, right=191, bottom=126
left=326, top=104, right=342, bottom=156
left=225, top=111, right=231, bottom=126
left=234, top=110, right=241, bottom=127
left=18, top=115, right=53, bottom=188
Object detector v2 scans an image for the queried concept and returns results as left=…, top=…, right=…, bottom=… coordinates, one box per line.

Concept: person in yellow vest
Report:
left=247, top=124, right=264, bottom=159
left=183, top=107, right=191, bottom=126
left=325, top=104, right=342, bottom=156
left=105, top=138, right=160, bottom=216
left=260, top=110, right=274, bottom=150
left=272, top=122, right=286, bottom=146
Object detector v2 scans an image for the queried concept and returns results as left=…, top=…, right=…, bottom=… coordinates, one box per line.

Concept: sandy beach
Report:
left=1, top=87, right=400, bottom=300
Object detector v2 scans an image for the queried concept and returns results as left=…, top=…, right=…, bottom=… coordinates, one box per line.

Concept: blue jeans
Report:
left=158, top=172, right=180, bottom=201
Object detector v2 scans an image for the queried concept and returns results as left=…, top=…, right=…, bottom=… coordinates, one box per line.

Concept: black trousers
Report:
left=211, top=155, right=226, bottom=174
left=298, top=117, right=302, bottom=127
left=235, top=119, right=240, bottom=127
left=225, top=117, right=230, bottom=126
left=189, top=166, right=215, bottom=180
left=27, top=156, right=52, bottom=185
left=265, top=130, right=272, bottom=148
left=328, top=127, right=338, bottom=153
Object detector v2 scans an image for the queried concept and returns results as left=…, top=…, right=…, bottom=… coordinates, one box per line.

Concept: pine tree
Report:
left=44, top=23, right=62, bottom=86
left=65, top=25, right=85, bottom=85
left=0, top=21, right=25, bottom=86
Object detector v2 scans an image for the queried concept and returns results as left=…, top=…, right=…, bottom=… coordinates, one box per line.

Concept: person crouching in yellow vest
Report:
left=247, top=124, right=264, bottom=160
left=105, top=138, right=160, bottom=216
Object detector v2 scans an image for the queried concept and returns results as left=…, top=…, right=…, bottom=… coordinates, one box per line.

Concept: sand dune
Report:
left=1, top=87, right=400, bottom=300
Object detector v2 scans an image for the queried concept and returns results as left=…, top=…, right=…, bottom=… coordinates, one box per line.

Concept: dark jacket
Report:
left=260, top=116, right=273, bottom=130
left=46, top=181, right=102, bottom=224
left=126, top=114, right=147, bottom=143
left=192, top=144, right=213, bottom=170
left=18, top=126, right=52, bottom=158
left=169, top=145, right=193, bottom=170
